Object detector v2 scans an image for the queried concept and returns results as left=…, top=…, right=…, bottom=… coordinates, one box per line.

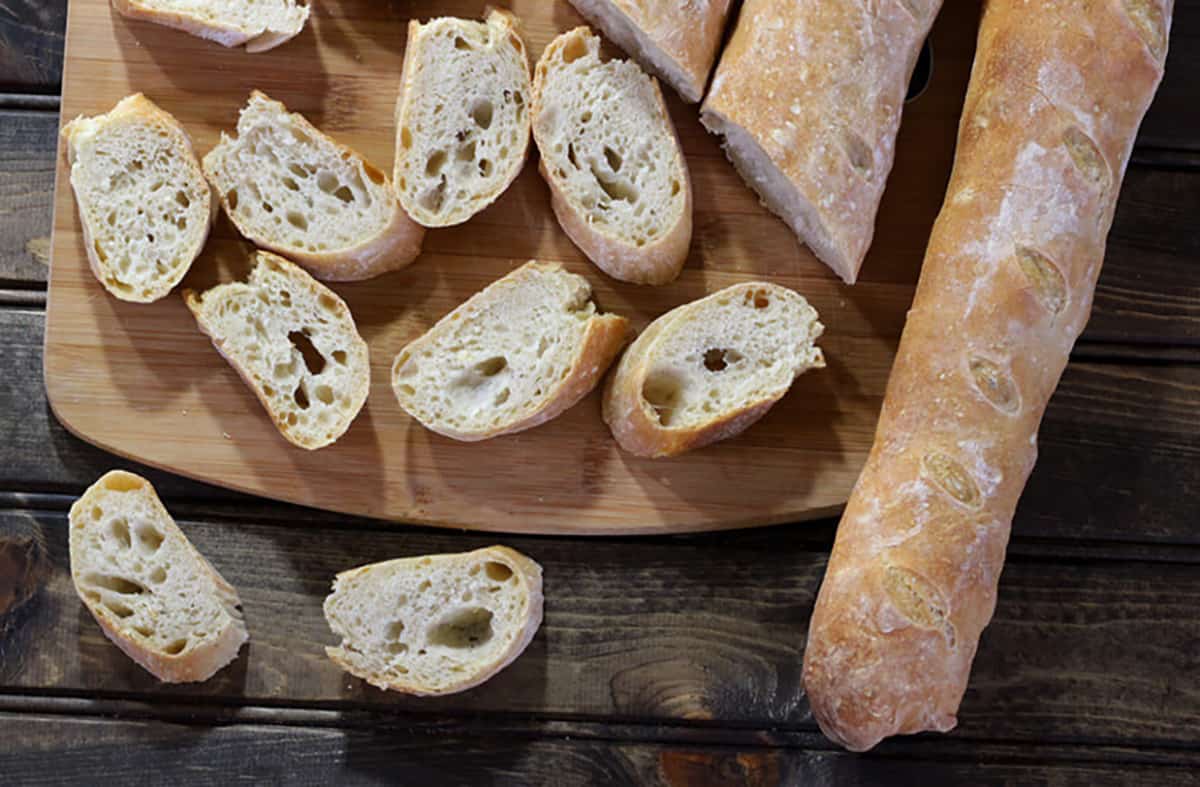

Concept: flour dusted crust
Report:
left=567, top=0, right=734, bottom=103
left=700, top=0, right=942, bottom=284
left=802, top=0, right=1173, bottom=752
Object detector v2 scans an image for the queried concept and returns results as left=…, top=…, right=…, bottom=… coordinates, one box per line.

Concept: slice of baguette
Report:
left=532, top=27, right=693, bottom=285
left=324, top=546, right=543, bottom=696
left=184, top=250, right=370, bottom=450
left=567, top=0, right=734, bottom=103
left=391, top=261, right=630, bottom=441
left=68, top=471, right=248, bottom=683
left=111, top=0, right=310, bottom=53
left=603, top=282, right=825, bottom=457
left=203, top=92, right=425, bottom=282
left=394, top=10, right=532, bottom=228
left=61, top=93, right=214, bottom=303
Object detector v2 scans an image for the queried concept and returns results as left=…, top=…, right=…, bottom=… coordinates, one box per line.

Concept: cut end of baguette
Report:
left=603, top=282, right=825, bottom=457
left=203, top=91, right=424, bottom=281
left=392, top=260, right=630, bottom=441
left=394, top=10, right=532, bottom=227
left=700, top=108, right=860, bottom=284
left=62, top=93, right=213, bottom=303
left=68, top=471, right=247, bottom=683
left=111, top=0, right=311, bottom=53
left=532, top=27, right=693, bottom=285
left=185, top=251, right=370, bottom=450
left=323, top=546, right=544, bottom=696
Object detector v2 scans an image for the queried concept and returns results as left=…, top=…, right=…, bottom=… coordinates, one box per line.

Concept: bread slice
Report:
left=111, top=0, right=310, bottom=53
left=61, top=93, right=214, bottom=303
left=394, top=10, right=532, bottom=228
left=184, top=250, right=370, bottom=450
left=68, top=471, right=248, bottom=683
left=603, top=282, right=825, bottom=457
left=203, top=92, right=425, bottom=282
left=567, top=0, right=734, bottom=103
left=532, top=27, right=693, bottom=285
left=392, top=261, right=630, bottom=441
left=324, top=546, right=543, bottom=696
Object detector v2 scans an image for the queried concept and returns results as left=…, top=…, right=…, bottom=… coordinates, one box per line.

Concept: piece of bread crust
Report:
left=324, top=546, right=544, bottom=696
left=111, top=0, right=310, bottom=53
left=392, top=261, right=630, bottom=441
left=68, top=470, right=248, bottom=683
left=532, top=27, right=693, bottom=286
left=603, top=282, right=825, bottom=457
left=204, top=91, right=425, bottom=282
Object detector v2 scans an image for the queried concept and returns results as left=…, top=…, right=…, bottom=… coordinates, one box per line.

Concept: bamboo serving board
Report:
left=45, top=0, right=977, bottom=535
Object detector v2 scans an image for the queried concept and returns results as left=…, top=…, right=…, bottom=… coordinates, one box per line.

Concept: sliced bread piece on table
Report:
left=394, top=10, right=533, bottom=227
left=392, top=261, right=630, bottom=441
left=324, top=546, right=543, bottom=696
left=568, top=0, right=735, bottom=103
left=184, top=250, right=370, bottom=450
left=700, top=0, right=942, bottom=283
left=61, top=93, right=214, bottom=303
left=69, top=471, right=248, bottom=683
left=603, top=282, right=825, bottom=457
left=111, top=0, right=310, bottom=53
left=532, top=27, right=693, bottom=285
left=204, top=92, right=425, bottom=282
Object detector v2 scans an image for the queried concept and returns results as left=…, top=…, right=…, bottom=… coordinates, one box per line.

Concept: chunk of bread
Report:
left=111, top=0, right=310, bottom=53
left=532, top=28, right=693, bottom=285
left=324, top=546, right=544, bottom=696
left=61, top=93, right=214, bottom=303
left=392, top=261, right=630, bottom=441
left=567, top=0, right=734, bottom=103
left=203, top=92, right=425, bottom=282
left=68, top=471, right=248, bottom=683
left=184, top=251, right=370, bottom=450
left=394, top=10, right=532, bottom=227
left=603, top=282, right=825, bottom=457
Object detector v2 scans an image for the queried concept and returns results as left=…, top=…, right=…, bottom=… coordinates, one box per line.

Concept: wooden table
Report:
left=2, top=2, right=1198, bottom=784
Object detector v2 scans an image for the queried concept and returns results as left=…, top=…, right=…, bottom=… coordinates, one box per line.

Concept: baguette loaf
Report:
left=111, top=0, right=309, bottom=53
left=567, top=0, right=734, bottom=103
left=603, top=282, right=824, bottom=458
left=394, top=10, right=532, bottom=227
left=324, top=546, right=543, bottom=696
left=61, top=93, right=214, bottom=303
left=392, top=261, right=630, bottom=441
left=532, top=27, right=693, bottom=285
left=700, top=0, right=942, bottom=284
left=802, top=0, right=1173, bottom=752
left=204, top=92, right=424, bottom=282
left=69, top=471, right=248, bottom=683
left=184, top=251, right=370, bottom=450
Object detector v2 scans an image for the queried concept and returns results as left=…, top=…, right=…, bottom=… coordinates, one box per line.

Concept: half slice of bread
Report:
left=112, top=0, right=310, bottom=53
left=603, top=282, right=825, bottom=457
left=532, top=27, right=693, bottom=285
left=184, top=251, right=370, bottom=450
left=392, top=261, right=630, bottom=441
left=69, top=471, right=248, bottom=683
left=567, top=0, right=734, bottom=103
left=324, top=546, right=543, bottom=696
left=203, top=92, right=424, bottom=282
left=394, top=10, right=532, bottom=227
left=61, top=93, right=214, bottom=303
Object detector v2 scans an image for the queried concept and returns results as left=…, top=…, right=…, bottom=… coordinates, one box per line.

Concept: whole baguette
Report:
left=802, top=0, right=1173, bottom=752
left=700, top=0, right=942, bottom=284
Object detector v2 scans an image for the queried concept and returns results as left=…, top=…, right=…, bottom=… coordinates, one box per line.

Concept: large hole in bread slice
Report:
left=428, top=608, right=494, bottom=649
left=85, top=573, right=147, bottom=596
left=471, top=99, right=494, bottom=130
left=703, top=349, right=743, bottom=373
left=288, top=331, right=327, bottom=375
left=642, top=372, right=683, bottom=427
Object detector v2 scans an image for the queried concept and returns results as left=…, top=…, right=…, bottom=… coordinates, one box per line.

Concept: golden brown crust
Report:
left=802, top=0, right=1173, bottom=752
left=532, top=28, right=693, bottom=286
left=700, top=0, right=940, bottom=283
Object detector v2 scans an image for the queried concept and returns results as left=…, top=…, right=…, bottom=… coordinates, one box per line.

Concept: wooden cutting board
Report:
left=45, top=0, right=977, bottom=535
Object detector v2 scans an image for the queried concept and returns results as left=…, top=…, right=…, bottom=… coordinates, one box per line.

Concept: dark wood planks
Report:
left=0, top=110, right=57, bottom=286
left=4, top=507, right=1199, bottom=745
left=0, top=1, right=66, bottom=94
